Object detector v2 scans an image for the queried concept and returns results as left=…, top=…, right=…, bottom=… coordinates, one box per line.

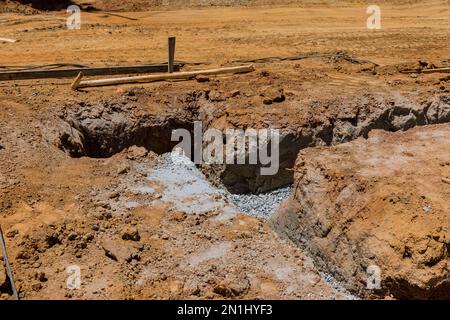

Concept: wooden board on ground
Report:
left=72, top=65, right=255, bottom=89
left=0, top=64, right=182, bottom=81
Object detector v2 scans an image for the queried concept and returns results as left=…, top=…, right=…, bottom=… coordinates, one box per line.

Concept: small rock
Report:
left=31, top=282, right=42, bottom=292
left=263, top=98, right=273, bottom=105
left=44, top=232, right=61, bottom=248
left=108, top=191, right=120, bottom=199
left=183, top=280, right=200, bottom=296
left=102, top=239, right=137, bottom=263
left=35, top=272, right=47, bottom=282
left=213, top=274, right=250, bottom=298
left=16, top=251, right=31, bottom=260
left=99, top=202, right=111, bottom=210
left=170, top=212, right=186, bottom=222
left=261, top=88, right=285, bottom=105
left=95, top=210, right=112, bottom=220
left=122, top=228, right=141, bottom=241
left=117, top=163, right=130, bottom=175
left=127, top=146, right=148, bottom=159
left=84, top=233, right=94, bottom=242
left=196, top=75, right=210, bottom=83
left=78, top=239, right=88, bottom=249
left=208, top=90, right=225, bottom=102
left=6, top=229, right=18, bottom=238
left=230, top=89, right=240, bottom=97
left=67, top=232, right=78, bottom=241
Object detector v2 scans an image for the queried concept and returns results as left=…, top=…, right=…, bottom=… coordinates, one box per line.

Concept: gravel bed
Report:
left=320, top=272, right=360, bottom=300
left=150, top=151, right=292, bottom=220
left=228, top=185, right=292, bottom=220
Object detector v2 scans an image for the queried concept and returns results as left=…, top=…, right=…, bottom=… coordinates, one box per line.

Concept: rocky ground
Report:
left=0, top=136, right=352, bottom=299
left=1, top=1, right=450, bottom=300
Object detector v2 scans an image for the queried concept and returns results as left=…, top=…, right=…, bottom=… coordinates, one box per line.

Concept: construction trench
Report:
left=1, top=0, right=450, bottom=301
left=1, top=69, right=450, bottom=299
left=52, top=86, right=450, bottom=299
left=59, top=90, right=450, bottom=193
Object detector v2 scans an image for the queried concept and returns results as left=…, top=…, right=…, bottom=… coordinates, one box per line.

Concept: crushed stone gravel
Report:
left=228, top=185, right=292, bottom=220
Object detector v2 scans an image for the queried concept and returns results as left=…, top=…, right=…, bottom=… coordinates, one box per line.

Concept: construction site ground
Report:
left=0, top=0, right=449, bottom=299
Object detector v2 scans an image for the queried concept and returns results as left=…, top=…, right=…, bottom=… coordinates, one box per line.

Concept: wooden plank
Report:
left=168, top=37, right=176, bottom=73
left=0, top=226, right=19, bottom=300
left=73, top=65, right=255, bottom=90
left=0, top=64, right=181, bottom=81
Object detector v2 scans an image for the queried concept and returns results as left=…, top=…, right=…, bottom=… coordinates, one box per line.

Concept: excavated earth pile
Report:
left=2, top=65, right=450, bottom=300
left=0, top=1, right=75, bottom=12
left=0, top=101, right=350, bottom=299
left=59, top=88, right=450, bottom=194
left=52, top=82, right=450, bottom=300
left=270, top=124, right=450, bottom=299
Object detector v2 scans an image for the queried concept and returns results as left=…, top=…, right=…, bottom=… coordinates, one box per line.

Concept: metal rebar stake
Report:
left=0, top=226, right=19, bottom=300
left=168, top=37, right=176, bottom=73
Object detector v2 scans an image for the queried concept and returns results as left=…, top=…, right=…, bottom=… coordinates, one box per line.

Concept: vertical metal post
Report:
left=168, top=37, right=176, bottom=73
left=0, top=226, right=19, bottom=300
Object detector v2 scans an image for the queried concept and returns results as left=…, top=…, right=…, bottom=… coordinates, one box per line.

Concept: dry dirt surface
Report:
left=0, top=0, right=450, bottom=300
left=0, top=1, right=427, bottom=13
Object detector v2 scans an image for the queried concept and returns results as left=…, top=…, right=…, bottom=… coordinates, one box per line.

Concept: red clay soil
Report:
left=1, top=1, right=450, bottom=300
left=271, top=124, right=450, bottom=299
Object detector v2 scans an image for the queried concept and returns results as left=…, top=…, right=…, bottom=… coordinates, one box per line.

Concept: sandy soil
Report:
left=1, top=1, right=450, bottom=299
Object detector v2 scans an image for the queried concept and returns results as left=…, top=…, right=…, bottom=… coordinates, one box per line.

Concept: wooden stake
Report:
left=168, top=37, right=176, bottom=74
left=71, top=72, right=83, bottom=90
left=72, top=64, right=255, bottom=90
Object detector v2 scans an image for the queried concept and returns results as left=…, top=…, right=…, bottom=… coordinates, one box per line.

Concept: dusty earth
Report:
left=0, top=0, right=450, bottom=299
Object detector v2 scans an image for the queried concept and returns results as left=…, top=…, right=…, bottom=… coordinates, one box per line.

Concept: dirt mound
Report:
left=22, top=0, right=75, bottom=9
left=58, top=92, right=197, bottom=158
left=0, top=109, right=347, bottom=299
left=0, top=0, right=77, bottom=13
left=0, top=86, right=355, bottom=300
left=270, top=124, right=450, bottom=299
